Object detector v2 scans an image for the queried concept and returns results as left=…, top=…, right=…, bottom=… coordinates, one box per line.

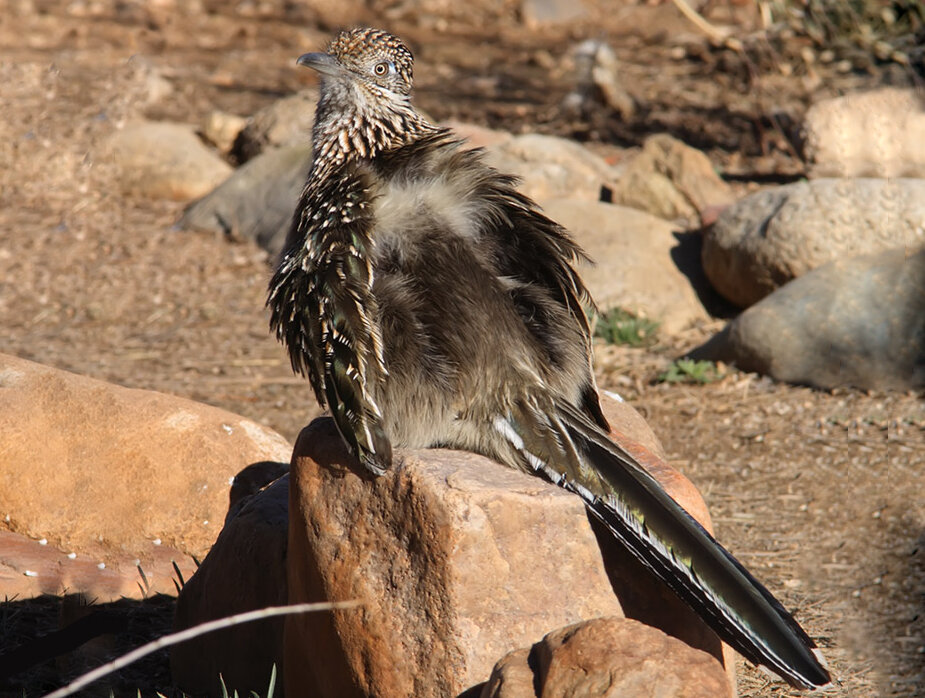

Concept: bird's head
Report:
left=299, top=28, right=430, bottom=163
left=299, top=28, right=414, bottom=98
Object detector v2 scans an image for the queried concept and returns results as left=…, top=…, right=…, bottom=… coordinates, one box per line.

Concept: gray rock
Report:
left=703, top=178, right=925, bottom=308
left=100, top=121, right=232, bottom=201
left=171, top=473, right=289, bottom=698
left=690, top=247, right=925, bottom=390
left=540, top=199, right=709, bottom=334
left=179, top=143, right=312, bottom=258
left=803, top=88, right=925, bottom=178
left=232, top=89, right=318, bottom=163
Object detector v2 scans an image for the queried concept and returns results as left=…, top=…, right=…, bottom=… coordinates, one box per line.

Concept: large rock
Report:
left=802, top=88, right=925, bottom=178
left=179, top=143, right=312, bottom=258
left=284, top=395, right=732, bottom=697
left=482, top=617, right=732, bottom=698
left=690, top=247, right=925, bottom=390
left=540, top=198, right=709, bottom=334
left=480, top=648, right=535, bottom=698
left=0, top=353, right=292, bottom=566
left=702, top=178, right=925, bottom=308
left=169, top=395, right=723, bottom=698
left=610, top=134, right=735, bottom=224
left=100, top=121, right=232, bottom=201
left=0, top=528, right=198, bottom=602
left=484, top=134, right=618, bottom=202
left=172, top=471, right=290, bottom=697
left=442, top=120, right=513, bottom=150
left=232, top=89, right=319, bottom=163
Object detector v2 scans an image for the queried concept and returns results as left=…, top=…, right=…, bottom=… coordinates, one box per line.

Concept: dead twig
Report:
left=670, top=0, right=745, bottom=51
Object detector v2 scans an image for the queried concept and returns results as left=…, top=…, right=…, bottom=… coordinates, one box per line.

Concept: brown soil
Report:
left=1, top=2, right=922, bottom=697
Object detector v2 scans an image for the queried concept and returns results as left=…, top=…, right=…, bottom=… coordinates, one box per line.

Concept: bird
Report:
left=267, top=27, right=831, bottom=690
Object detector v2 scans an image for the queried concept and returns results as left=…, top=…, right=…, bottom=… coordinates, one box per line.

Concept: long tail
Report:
left=492, top=398, right=831, bottom=690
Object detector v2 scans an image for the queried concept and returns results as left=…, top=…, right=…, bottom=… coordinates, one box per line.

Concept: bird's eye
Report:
left=373, top=61, right=391, bottom=76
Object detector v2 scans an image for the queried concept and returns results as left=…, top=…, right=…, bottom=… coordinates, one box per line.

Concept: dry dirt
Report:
left=0, top=2, right=923, bottom=697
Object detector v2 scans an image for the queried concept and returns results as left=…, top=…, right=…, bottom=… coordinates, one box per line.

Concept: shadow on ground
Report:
left=0, top=593, right=177, bottom=697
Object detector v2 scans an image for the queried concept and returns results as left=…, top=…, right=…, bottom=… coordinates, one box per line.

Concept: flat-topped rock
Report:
left=0, top=353, right=291, bottom=567
left=284, top=395, right=731, bottom=696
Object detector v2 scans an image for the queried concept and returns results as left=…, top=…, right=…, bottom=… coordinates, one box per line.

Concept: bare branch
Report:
left=41, top=600, right=362, bottom=698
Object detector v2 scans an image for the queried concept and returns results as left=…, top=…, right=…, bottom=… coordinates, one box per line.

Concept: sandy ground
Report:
left=1, top=2, right=923, bottom=696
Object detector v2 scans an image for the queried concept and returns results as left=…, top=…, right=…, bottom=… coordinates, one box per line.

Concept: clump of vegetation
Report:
left=658, top=359, right=722, bottom=384
left=592, top=307, right=660, bottom=348
left=765, top=0, right=924, bottom=70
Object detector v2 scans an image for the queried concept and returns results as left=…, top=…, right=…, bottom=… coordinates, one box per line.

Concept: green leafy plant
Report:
left=593, top=307, right=660, bottom=348
left=658, top=359, right=722, bottom=384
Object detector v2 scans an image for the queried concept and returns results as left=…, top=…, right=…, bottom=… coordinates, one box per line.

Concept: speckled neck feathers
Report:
left=310, top=93, right=436, bottom=172
left=308, top=28, right=439, bottom=174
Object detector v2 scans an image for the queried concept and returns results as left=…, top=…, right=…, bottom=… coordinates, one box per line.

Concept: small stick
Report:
left=670, top=0, right=744, bottom=51
left=41, top=600, right=362, bottom=698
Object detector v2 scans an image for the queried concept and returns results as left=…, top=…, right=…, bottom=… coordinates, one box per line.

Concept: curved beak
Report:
left=296, top=52, right=345, bottom=78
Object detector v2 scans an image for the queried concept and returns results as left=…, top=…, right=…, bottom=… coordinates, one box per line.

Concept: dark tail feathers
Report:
left=496, top=401, right=831, bottom=690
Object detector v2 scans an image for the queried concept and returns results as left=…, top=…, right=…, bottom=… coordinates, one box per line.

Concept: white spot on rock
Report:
left=24, top=570, right=37, bottom=577
left=164, top=410, right=201, bottom=431
left=238, top=419, right=292, bottom=461
left=0, top=368, right=25, bottom=387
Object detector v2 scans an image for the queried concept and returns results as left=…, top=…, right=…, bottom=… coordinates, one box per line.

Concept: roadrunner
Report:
left=268, top=27, right=831, bottom=689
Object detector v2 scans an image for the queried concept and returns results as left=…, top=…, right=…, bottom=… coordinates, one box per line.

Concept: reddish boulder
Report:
left=0, top=353, right=292, bottom=574
left=284, top=395, right=733, bottom=696
left=171, top=473, right=289, bottom=697
left=482, top=617, right=733, bottom=698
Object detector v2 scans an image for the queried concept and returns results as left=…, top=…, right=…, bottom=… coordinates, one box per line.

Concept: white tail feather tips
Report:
left=492, top=415, right=561, bottom=481
left=492, top=415, right=524, bottom=450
